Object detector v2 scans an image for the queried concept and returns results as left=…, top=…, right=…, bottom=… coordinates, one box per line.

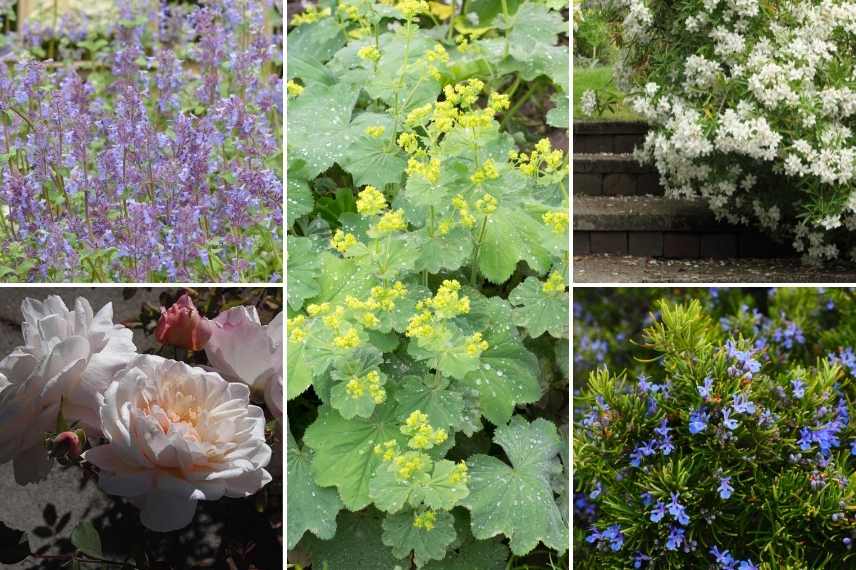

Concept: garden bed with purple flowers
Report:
left=0, top=0, right=283, bottom=282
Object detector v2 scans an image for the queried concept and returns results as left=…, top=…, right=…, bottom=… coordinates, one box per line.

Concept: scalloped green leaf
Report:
left=330, top=348, right=387, bottom=419
left=382, top=510, right=457, bottom=567
left=461, top=327, right=541, bottom=426
left=287, top=426, right=343, bottom=549
left=286, top=177, right=314, bottom=229
left=395, top=374, right=466, bottom=432
left=287, top=82, right=359, bottom=178
left=508, top=276, right=569, bottom=338
left=546, top=91, right=569, bottom=129
left=304, top=402, right=408, bottom=510
left=303, top=510, right=399, bottom=568
left=311, top=251, right=376, bottom=306
left=422, top=537, right=510, bottom=570
left=478, top=208, right=555, bottom=284
left=415, top=227, right=473, bottom=274
left=461, top=416, right=568, bottom=556
left=287, top=236, right=321, bottom=311
left=370, top=458, right=470, bottom=513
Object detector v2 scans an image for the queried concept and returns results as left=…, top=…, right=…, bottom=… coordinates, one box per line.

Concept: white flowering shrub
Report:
left=618, top=0, right=856, bottom=259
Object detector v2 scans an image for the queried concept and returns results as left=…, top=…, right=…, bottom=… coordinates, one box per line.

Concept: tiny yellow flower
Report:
left=306, top=303, right=330, bottom=316
left=475, top=193, right=497, bottom=215
left=333, top=328, right=361, bottom=349
left=488, top=91, right=511, bottom=112
left=371, top=209, right=407, bottom=235
left=286, top=80, right=304, bottom=97
left=413, top=510, right=437, bottom=530
left=543, top=271, right=566, bottom=295
left=331, top=229, right=359, bottom=254
left=449, top=461, right=468, bottom=484
left=397, top=132, right=420, bottom=154
left=542, top=211, right=569, bottom=234
left=466, top=332, right=489, bottom=356
left=356, top=185, right=388, bottom=215
left=357, top=45, right=381, bottom=62
left=365, top=125, right=386, bottom=138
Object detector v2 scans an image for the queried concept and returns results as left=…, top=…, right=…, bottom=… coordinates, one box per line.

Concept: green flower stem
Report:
left=390, top=20, right=415, bottom=146
left=470, top=214, right=488, bottom=285
left=500, top=82, right=539, bottom=130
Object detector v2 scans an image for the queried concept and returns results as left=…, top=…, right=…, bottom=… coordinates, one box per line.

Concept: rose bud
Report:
left=51, top=431, right=83, bottom=460
left=155, top=294, right=213, bottom=351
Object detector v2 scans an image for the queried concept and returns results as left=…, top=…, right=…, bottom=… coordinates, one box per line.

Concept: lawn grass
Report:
left=573, top=65, right=639, bottom=121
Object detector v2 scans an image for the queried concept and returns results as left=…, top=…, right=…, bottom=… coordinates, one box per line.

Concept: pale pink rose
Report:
left=83, top=354, right=272, bottom=532
left=0, top=296, right=137, bottom=484
left=154, top=294, right=213, bottom=351
left=205, top=308, right=282, bottom=416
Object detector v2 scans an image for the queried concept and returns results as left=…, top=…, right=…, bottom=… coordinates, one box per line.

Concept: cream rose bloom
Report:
left=0, top=296, right=136, bottom=484
left=204, top=308, right=282, bottom=417
left=83, top=354, right=272, bottom=532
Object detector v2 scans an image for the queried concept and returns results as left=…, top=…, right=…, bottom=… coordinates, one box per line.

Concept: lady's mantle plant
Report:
left=612, top=0, right=856, bottom=260
left=575, top=289, right=856, bottom=568
left=286, top=0, right=569, bottom=565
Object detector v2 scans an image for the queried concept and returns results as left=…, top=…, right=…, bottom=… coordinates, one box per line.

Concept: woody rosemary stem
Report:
left=470, top=215, right=488, bottom=285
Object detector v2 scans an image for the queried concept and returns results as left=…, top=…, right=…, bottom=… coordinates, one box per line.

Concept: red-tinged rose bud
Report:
left=155, top=294, right=213, bottom=351
left=53, top=431, right=82, bottom=459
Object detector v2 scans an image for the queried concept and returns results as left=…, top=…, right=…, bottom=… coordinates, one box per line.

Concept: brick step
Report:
left=573, top=121, right=649, bottom=154
left=573, top=195, right=794, bottom=258
left=573, top=153, right=663, bottom=196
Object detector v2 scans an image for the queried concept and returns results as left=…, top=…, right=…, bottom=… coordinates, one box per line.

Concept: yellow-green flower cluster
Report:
left=465, top=332, right=489, bottom=357
left=470, top=159, right=499, bottom=184
left=398, top=0, right=430, bottom=18
left=543, top=271, right=566, bottom=295
left=542, top=211, right=569, bottom=234
left=406, top=280, right=475, bottom=338
left=443, top=79, right=485, bottom=106
left=337, top=1, right=373, bottom=38
left=452, top=194, right=476, bottom=228
left=406, top=157, right=441, bottom=184
left=286, top=80, right=304, bottom=97
left=365, top=125, right=386, bottom=138
left=333, top=328, right=361, bottom=349
left=475, top=193, right=497, bottom=215
left=425, top=279, right=470, bottom=319
left=288, top=315, right=306, bottom=343
left=424, top=43, right=449, bottom=80
left=356, top=185, right=388, bottom=215
left=449, top=462, right=468, bottom=484
left=413, top=510, right=437, bottom=530
left=488, top=91, right=511, bottom=112
left=291, top=5, right=331, bottom=25
left=397, top=132, right=420, bottom=154
left=372, top=209, right=407, bottom=236
left=331, top=229, right=359, bottom=254
left=401, top=410, right=448, bottom=449
left=357, top=45, right=381, bottom=62
left=511, top=138, right=565, bottom=176
left=345, top=370, right=386, bottom=404
left=343, top=281, right=408, bottom=329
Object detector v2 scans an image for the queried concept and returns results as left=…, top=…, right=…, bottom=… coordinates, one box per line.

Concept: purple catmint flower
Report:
left=718, top=476, right=733, bottom=499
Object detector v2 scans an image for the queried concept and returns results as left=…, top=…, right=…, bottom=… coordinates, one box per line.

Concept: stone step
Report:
left=573, top=121, right=649, bottom=154
left=573, top=153, right=663, bottom=196
left=573, top=195, right=794, bottom=259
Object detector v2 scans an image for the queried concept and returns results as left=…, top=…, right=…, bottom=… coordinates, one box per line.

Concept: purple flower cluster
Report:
left=0, top=0, right=283, bottom=282
left=710, top=547, right=758, bottom=570
left=586, top=524, right=624, bottom=552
